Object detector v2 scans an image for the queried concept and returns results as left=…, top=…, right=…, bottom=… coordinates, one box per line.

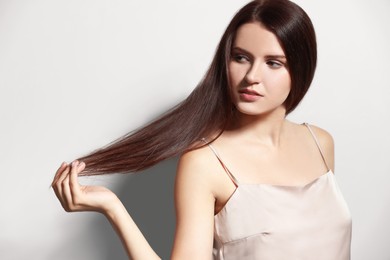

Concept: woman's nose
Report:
left=245, top=63, right=262, bottom=85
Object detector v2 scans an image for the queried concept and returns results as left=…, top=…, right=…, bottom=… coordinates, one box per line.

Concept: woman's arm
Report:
left=52, top=161, right=161, bottom=260
left=171, top=149, right=216, bottom=259
left=52, top=149, right=217, bottom=260
left=105, top=200, right=161, bottom=259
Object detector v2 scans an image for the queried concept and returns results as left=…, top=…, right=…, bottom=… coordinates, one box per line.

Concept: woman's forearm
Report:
left=105, top=201, right=161, bottom=260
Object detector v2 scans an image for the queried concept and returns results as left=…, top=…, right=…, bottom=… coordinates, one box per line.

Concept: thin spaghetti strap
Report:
left=303, top=123, right=331, bottom=171
left=201, top=138, right=239, bottom=187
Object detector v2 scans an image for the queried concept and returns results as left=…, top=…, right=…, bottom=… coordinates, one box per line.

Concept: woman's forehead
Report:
left=233, top=22, right=285, bottom=56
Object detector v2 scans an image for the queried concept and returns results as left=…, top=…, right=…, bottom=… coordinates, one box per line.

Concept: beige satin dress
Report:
left=206, top=123, right=352, bottom=260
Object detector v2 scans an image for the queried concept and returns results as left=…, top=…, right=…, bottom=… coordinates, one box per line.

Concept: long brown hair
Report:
left=78, top=0, right=317, bottom=175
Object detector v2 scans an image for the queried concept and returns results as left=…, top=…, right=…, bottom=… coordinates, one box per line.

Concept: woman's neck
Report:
left=229, top=107, right=288, bottom=147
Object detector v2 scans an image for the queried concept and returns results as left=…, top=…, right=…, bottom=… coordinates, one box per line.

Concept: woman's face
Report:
left=228, top=22, right=291, bottom=116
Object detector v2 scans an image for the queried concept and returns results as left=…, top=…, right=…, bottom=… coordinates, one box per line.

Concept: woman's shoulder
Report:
left=175, top=144, right=226, bottom=209
left=296, top=122, right=335, bottom=171
left=287, top=121, right=333, bottom=144
left=179, top=136, right=237, bottom=190
left=300, top=122, right=334, bottom=149
left=179, top=142, right=214, bottom=166
left=177, top=144, right=220, bottom=186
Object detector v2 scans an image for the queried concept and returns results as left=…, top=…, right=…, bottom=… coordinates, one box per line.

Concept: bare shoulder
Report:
left=304, top=124, right=334, bottom=151
left=177, top=145, right=217, bottom=185
left=302, top=123, right=335, bottom=171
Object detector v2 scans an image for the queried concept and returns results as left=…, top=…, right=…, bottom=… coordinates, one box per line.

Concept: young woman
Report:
left=52, top=0, right=352, bottom=259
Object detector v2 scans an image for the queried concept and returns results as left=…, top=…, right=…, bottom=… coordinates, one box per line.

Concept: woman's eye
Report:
left=233, top=54, right=249, bottom=63
left=266, top=60, right=283, bottom=68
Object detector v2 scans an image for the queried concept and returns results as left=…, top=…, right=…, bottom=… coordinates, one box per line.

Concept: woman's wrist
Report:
left=101, top=195, right=125, bottom=219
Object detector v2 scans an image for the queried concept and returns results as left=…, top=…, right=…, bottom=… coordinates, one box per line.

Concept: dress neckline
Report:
left=214, top=170, right=333, bottom=217
left=238, top=170, right=333, bottom=188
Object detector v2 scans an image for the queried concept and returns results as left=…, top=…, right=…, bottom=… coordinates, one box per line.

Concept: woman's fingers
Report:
left=56, top=162, right=72, bottom=185
left=52, top=160, right=86, bottom=212
left=68, top=161, right=86, bottom=210
left=70, top=161, right=84, bottom=193
left=62, top=171, right=73, bottom=211
left=52, top=164, right=70, bottom=210
left=52, top=162, right=68, bottom=186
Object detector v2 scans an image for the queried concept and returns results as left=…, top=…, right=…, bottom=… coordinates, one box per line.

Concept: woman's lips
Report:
left=238, top=88, right=263, bottom=102
left=239, top=88, right=262, bottom=96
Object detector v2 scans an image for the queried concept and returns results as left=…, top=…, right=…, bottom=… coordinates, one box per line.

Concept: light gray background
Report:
left=0, top=0, right=389, bottom=259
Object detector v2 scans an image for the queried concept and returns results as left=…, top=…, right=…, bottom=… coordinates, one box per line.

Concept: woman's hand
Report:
left=52, top=161, right=161, bottom=259
left=52, top=161, right=120, bottom=215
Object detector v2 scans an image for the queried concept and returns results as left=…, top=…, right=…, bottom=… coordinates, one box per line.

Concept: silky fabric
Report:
left=207, top=123, right=352, bottom=260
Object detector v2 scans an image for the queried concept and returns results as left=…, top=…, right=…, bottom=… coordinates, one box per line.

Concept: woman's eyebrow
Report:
left=265, top=55, right=287, bottom=61
left=232, top=47, right=286, bottom=61
left=232, top=46, right=252, bottom=55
